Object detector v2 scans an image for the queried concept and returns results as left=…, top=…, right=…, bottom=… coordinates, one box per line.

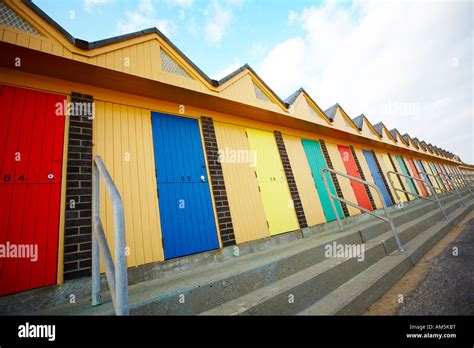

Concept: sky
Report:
left=35, top=0, right=473, bottom=163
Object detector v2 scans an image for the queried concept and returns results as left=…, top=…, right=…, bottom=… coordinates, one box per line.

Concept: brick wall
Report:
left=201, top=116, right=236, bottom=247
left=63, top=92, right=93, bottom=280
left=274, top=131, right=307, bottom=228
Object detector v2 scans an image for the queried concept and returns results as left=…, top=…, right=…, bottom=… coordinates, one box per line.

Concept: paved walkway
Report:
left=397, top=219, right=474, bottom=315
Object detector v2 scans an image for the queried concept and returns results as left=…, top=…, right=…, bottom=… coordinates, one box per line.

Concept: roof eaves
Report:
left=23, top=1, right=219, bottom=86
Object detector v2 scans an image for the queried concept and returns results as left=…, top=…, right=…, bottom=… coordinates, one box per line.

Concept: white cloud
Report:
left=84, top=0, right=113, bottom=12
left=212, top=57, right=242, bottom=80
left=249, top=42, right=268, bottom=60
left=203, top=0, right=236, bottom=45
left=165, top=0, right=193, bottom=7
left=256, top=0, right=473, bottom=162
left=138, top=0, right=156, bottom=14
left=288, top=10, right=298, bottom=24
left=117, top=0, right=176, bottom=37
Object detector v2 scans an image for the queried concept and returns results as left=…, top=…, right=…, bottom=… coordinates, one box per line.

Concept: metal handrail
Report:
left=436, top=172, right=466, bottom=206
left=457, top=172, right=474, bottom=196
left=387, top=171, right=448, bottom=220
left=92, top=156, right=129, bottom=315
left=424, top=172, right=450, bottom=194
left=426, top=174, right=466, bottom=206
left=321, top=168, right=405, bottom=253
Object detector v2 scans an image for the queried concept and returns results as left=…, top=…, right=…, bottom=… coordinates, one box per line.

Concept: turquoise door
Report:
left=395, top=156, right=418, bottom=196
left=301, top=139, right=344, bottom=221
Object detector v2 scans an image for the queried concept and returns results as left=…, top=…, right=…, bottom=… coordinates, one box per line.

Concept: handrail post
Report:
left=459, top=172, right=474, bottom=196
left=441, top=172, right=465, bottom=206
left=91, top=156, right=129, bottom=315
left=321, top=168, right=405, bottom=253
left=113, top=188, right=128, bottom=316
left=387, top=171, right=448, bottom=220
left=92, top=163, right=101, bottom=306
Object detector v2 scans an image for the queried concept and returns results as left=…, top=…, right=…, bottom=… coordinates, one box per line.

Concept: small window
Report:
left=160, top=49, right=192, bottom=79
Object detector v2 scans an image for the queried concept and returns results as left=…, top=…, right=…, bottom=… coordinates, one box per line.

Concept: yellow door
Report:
left=246, top=128, right=299, bottom=235
left=381, top=153, right=407, bottom=203
left=214, top=122, right=269, bottom=244
left=283, top=135, right=325, bottom=226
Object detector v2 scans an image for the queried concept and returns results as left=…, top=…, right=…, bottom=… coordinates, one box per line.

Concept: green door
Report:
left=395, top=156, right=418, bottom=196
left=301, top=139, right=344, bottom=222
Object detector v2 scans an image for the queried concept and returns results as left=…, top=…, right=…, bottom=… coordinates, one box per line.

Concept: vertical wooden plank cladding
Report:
left=245, top=128, right=299, bottom=235
left=214, top=122, right=269, bottom=243
left=337, top=145, right=374, bottom=212
left=93, top=101, right=164, bottom=268
left=325, top=142, right=359, bottom=216
left=380, top=152, right=408, bottom=203
left=395, top=156, right=419, bottom=196
left=0, top=85, right=64, bottom=295
left=406, top=158, right=428, bottom=196
left=283, top=135, right=325, bottom=226
left=355, top=148, right=384, bottom=208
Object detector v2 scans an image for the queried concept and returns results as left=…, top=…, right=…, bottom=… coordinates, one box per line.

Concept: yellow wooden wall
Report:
left=325, top=141, right=360, bottom=216
left=378, top=151, right=407, bottom=203
left=93, top=100, right=164, bottom=268
left=353, top=147, right=383, bottom=209
left=213, top=121, right=270, bottom=244
left=390, top=153, right=415, bottom=201
left=283, top=134, right=326, bottom=226
left=332, top=109, right=360, bottom=135
left=421, top=159, right=440, bottom=191
left=290, top=95, right=329, bottom=127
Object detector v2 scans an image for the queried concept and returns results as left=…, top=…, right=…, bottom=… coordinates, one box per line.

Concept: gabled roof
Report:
left=23, top=0, right=219, bottom=87
left=352, top=115, right=364, bottom=130
left=4, top=1, right=462, bottom=164
left=217, top=64, right=287, bottom=109
left=284, top=88, right=303, bottom=106
left=372, top=122, right=397, bottom=142
left=284, top=88, right=332, bottom=124
left=402, top=133, right=418, bottom=148
left=389, top=128, right=409, bottom=146
left=324, top=103, right=340, bottom=122
left=419, top=140, right=428, bottom=151
left=351, top=114, right=381, bottom=139
left=323, top=104, right=360, bottom=132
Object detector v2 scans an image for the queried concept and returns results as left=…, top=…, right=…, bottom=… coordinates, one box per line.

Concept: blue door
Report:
left=415, top=160, right=431, bottom=192
left=363, top=150, right=393, bottom=207
left=151, top=112, right=219, bottom=259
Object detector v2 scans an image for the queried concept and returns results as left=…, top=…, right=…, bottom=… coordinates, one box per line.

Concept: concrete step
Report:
left=200, top=194, right=472, bottom=316
left=6, top=189, right=471, bottom=316
left=299, top=199, right=473, bottom=315
left=201, top=241, right=385, bottom=315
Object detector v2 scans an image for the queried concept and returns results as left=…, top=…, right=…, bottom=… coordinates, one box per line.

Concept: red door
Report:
left=0, top=84, right=66, bottom=296
left=337, top=145, right=373, bottom=211
left=434, top=162, right=452, bottom=191
left=406, top=158, right=428, bottom=196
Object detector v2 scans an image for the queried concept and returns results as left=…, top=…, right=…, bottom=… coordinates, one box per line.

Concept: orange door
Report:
left=337, top=145, right=373, bottom=211
left=406, top=158, right=428, bottom=196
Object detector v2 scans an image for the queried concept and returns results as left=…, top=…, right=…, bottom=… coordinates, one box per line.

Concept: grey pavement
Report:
left=397, top=218, right=474, bottom=315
